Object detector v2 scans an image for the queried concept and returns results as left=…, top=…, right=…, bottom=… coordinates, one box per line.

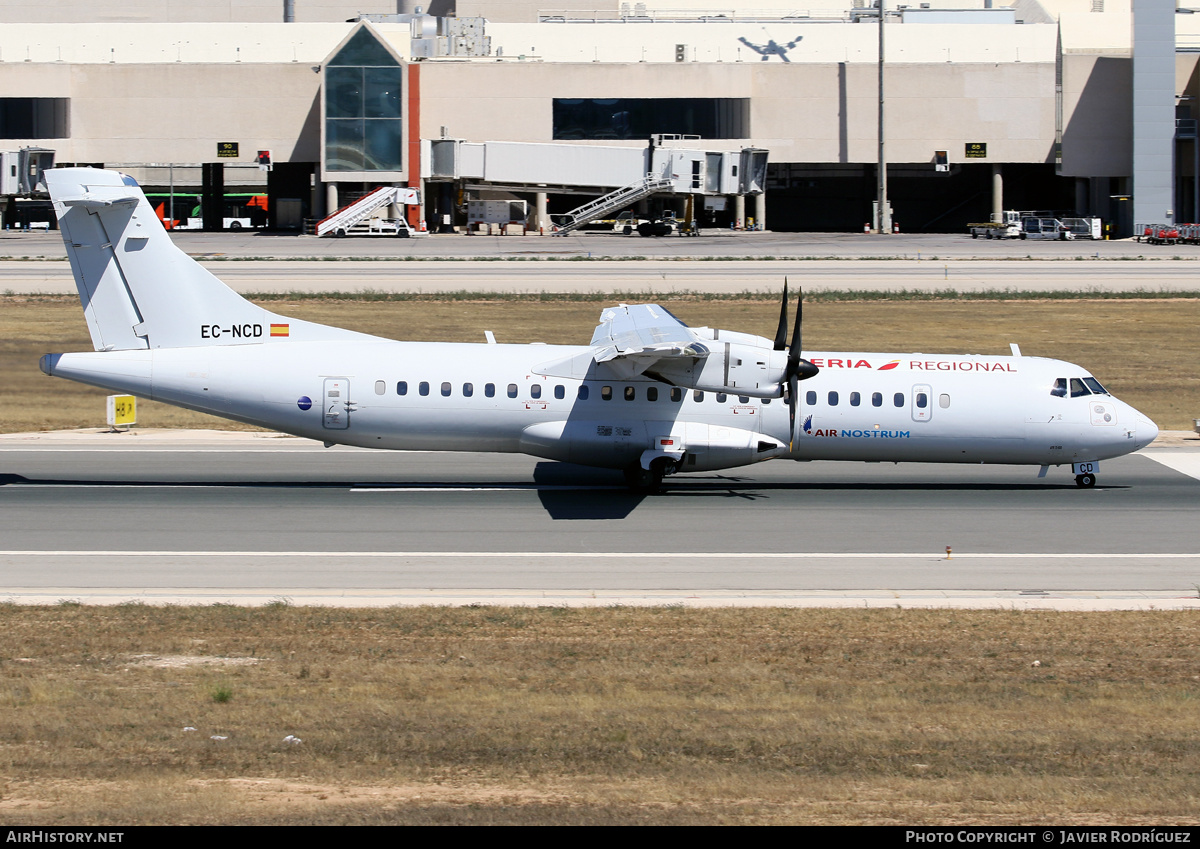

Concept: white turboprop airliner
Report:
left=41, top=168, right=1158, bottom=490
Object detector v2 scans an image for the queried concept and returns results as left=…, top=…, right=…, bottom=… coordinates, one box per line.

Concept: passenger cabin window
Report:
left=419, top=381, right=430, bottom=397
left=485, top=383, right=496, bottom=398
left=463, top=383, right=473, bottom=397
left=602, top=386, right=613, bottom=400
left=397, top=381, right=408, bottom=396
left=554, top=385, right=565, bottom=400
left=872, top=392, right=882, bottom=407
left=828, top=391, right=839, bottom=406
left=916, top=392, right=928, bottom=409
left=647, top=387, right=659, bottom=402
left=693, top=390, right=704, bottom=402
left=738, top=395, right=749, bottom=404
left=507, top=384, right=518, bottom=398
left=441, top=382, right=451, bottom=397
left=716, top=393, right=727, bottom=403
left=671, top=388, right=683, bottom=402
left=894, top=393, right=904, bottom=407
left=530, top=384, right=542, bottom=399
left=939, top=393, right=951, bottom=409
left=850, top=392, right=861, bottom=406
left=375, top=380, right=385, bottom=395
left=624, top=386, right=636, bottom=401
left=1051, top=378, right=1067, bottom=398
left=578, top=385, right=589, bottom=400
left=806, top=391, right=817, bottom=405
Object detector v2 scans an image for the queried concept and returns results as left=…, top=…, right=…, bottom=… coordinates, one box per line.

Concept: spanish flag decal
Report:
left=270, top=324, right=290, bottom=337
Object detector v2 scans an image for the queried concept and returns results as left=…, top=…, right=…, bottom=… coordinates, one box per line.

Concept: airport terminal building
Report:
left=1, top=0, right=1197, bottom=234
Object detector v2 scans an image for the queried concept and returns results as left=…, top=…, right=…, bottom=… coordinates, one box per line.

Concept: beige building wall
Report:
left=1, top=62, right=322, bottom=166
left=0, top=0, right=397, bottom=24
left=1059, top=53, right=1132, bottom=178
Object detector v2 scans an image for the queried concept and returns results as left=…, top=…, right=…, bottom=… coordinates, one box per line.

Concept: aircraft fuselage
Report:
left=42, top=339, right=1156, bottom=473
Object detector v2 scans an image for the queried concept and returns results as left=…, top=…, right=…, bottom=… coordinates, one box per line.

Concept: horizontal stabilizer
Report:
left=59, top=194, right=140, bottom=209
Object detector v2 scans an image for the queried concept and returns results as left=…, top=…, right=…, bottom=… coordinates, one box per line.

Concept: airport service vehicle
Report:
left=40, top=168, right=1158, bottom=490
left=363, top=218, right=413, bottom=237
left=968, top=211, right=1085, bottom=241
left=1061, top=217, right=1102, bottom=240
left=637, top=212, right=680, bottom=237
left=1020, top=217, right=1075, bottom=240
left=967, top=210, right=1022, bottom=239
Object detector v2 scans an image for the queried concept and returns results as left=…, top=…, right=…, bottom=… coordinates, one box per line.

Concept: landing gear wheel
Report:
left=623, top=459, right=676, bottom=493
left=1075, top=473, right=1096, bottom=488
left=624, top=466, right=661, bottom=493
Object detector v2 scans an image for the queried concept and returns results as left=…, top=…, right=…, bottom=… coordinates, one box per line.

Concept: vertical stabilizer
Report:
left=47, top=168, right=362, bottom=351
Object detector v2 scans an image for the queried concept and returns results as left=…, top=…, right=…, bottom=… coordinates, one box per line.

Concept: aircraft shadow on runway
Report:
left=0, top=470, right=1117, bottom=524
left=528, top=464, right=1106, bottom=520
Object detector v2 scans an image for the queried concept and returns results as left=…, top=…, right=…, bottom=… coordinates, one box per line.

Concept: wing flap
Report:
left=589, top=304, right=710, bottom=377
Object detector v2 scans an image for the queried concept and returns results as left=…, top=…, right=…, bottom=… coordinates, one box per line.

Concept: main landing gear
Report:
left=624, top=458, right=678, bottom=493
left=1075, top=473, right=1097, bottom=488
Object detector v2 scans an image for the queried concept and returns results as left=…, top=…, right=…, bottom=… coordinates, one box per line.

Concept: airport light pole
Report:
left=877, top=0, right=892, bottom=234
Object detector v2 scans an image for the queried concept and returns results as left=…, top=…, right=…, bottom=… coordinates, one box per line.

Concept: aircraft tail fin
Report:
left=46, top=168, right=359, bottom=351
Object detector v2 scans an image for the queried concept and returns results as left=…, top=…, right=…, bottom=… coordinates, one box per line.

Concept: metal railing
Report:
left=551, top=175, right=675, bottom=235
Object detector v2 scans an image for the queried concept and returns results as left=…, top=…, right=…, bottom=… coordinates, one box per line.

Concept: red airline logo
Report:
left=804, top=357, right=1016, bottom=373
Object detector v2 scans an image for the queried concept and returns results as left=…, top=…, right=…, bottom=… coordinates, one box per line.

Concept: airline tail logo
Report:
left=270, top=324, right=290, bottom=338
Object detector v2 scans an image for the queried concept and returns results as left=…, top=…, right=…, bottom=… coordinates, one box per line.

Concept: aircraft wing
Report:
left=589, top=304, right=710, bottom=377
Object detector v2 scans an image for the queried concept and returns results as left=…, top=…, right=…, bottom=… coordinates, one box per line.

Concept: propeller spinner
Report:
left=773, top=281, right=820, bottom=448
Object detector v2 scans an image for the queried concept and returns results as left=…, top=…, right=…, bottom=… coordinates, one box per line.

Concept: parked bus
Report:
left=147, top=193, right=268, bottom=230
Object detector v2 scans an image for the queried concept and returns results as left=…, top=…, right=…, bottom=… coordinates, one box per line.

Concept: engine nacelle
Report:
left=647, top=338, right=787, bottom=398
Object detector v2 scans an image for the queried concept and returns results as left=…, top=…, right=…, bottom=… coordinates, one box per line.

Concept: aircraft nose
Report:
left=1136, top=412, right=1159, bottom=450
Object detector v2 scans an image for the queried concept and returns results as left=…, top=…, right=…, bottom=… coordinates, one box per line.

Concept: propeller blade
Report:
left=788, top=286, right=803, bottom=367
left=773, top=280, right=789, bottom=352
left=786, top=286, right=820, bottom=383
left=788, top=373, right=799, bottom=450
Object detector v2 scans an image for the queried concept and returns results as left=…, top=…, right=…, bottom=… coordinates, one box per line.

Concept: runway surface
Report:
left=2, top=432, right=1198, bottom=609
left=6, top=228, right=1200, bottom=261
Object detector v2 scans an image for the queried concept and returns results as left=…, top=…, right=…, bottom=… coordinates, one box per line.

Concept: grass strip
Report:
left=2, top=604, right=1197, bottom=825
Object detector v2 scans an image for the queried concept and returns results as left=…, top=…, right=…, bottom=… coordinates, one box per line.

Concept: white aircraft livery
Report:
left=41, top=168, right=1158, bottom=490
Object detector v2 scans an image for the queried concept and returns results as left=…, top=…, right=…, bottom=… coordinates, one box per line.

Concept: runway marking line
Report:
left=3, top=551, right=1200, bottom=559
left=1142, top=451, right=1200, bottom=482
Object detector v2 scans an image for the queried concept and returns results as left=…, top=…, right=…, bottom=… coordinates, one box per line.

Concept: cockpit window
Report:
left=1051, top=378, right=1066, bottom=398
left=1082, top=377, right=1108, bottom=395
left=1070, top=378, right=1090, bottom=398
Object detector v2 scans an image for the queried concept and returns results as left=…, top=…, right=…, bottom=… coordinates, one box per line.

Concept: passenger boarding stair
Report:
left=315, top=185, right=421, bottom=237
left=551, top=174, right=675, bottom=235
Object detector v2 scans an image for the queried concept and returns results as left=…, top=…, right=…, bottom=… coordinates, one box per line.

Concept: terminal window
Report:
left=553, top=98, right=748, bottom=140
left=0, top=98, right=69, bottom=139
left=325, top=29, right=403, bottom=172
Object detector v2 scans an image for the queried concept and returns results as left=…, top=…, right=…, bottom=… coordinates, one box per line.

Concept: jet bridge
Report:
left=423, top=139, right=767, bottom=231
